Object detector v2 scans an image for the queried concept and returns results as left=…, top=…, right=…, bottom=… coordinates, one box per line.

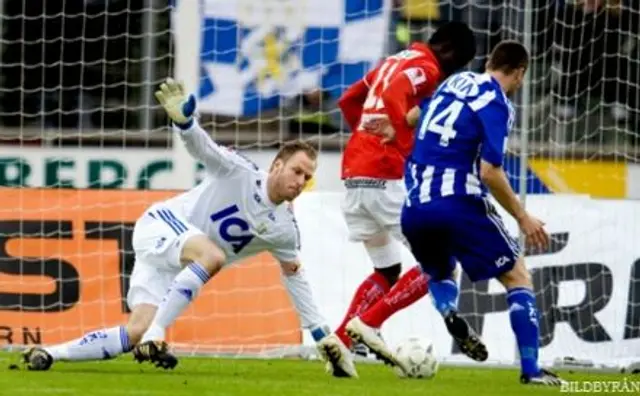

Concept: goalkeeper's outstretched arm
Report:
left=279, top=258, right=332, bottom=343
left=155, top=78, right=236, bottom=175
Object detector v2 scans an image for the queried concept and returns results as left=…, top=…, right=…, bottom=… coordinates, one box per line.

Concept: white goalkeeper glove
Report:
left=154, top=78, right=196, bottom=129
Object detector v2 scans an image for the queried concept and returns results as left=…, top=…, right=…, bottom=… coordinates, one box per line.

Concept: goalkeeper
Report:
left=23, top=78, right=355, bottom=377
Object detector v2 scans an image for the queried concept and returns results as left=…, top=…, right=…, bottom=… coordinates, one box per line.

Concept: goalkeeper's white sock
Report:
left=142, top=262, right=210, bottom=342
left=45, top=326, right=131, bottom=361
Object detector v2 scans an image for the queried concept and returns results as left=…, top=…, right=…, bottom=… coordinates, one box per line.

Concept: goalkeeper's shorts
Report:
left=127, top=205, right=205, bottom=308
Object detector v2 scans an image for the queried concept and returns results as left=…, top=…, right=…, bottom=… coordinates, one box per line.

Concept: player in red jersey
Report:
left=316, top=22, right=477, bottom=378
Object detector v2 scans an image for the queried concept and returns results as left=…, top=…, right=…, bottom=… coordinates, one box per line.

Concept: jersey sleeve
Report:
left=405, top=60, right=440, bottom=98
left=175, top=120, right=251, bottom=176
left=380, top=61, right=440, bottom=135
left=473, top=92, right=510, bottom=167
left=270, top=217, right=301, bottom=263
left=338, top=73, right=372, bottom=132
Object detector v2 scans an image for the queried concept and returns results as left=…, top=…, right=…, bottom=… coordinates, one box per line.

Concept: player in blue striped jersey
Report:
left=402, top=41, right=566, bottom=386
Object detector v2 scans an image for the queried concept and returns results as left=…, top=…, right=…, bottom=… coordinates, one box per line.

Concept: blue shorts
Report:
left=401, top=196, right=520, bottom=282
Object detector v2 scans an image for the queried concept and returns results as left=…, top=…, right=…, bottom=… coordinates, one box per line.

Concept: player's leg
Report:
left=126, top=260, right=180, bottom=369
left=352, top=180, right=432, bottom=329
left=384, top=179, right=463, bottom=327
left=135, top=234, right=224, bottom=345
left=354, top=229, right=430, bottom=330
left=424, top=264, right=483, bottom=360
left=331, top=188, right=396, bottom=350
left=130, top=207, right=224, bottom=367
left=22, top=251, right=173, bottom=371
left=348, top=176, right=466, bottom=336
left=316, top=187, right=393, bottom=377
left=318, top=231, right=396, bottom=377
left=369, top=228, right=470, bottom=354
left=345, top=179, right=434, bottom=334
left=139, top=233, right=224, bottom=341
left=457, top=198, right=563, bottom=385
left=336, top=181, right=431, bottom=345
left=428, top=275, right=459, bottom=318
left=22, top=305, right=155, bottom=371
left=340, top=233, right=408, bottom=370
left=498, top=260, right=565, bottom=385
left=346, top=203, right=451, bottom=373
left=333, top=231, right=399, bottom=348
left=408, top=197, right=488, bottom=363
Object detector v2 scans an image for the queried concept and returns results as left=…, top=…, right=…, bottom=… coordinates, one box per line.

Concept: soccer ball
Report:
left=393, top=337, right=439, bottom=379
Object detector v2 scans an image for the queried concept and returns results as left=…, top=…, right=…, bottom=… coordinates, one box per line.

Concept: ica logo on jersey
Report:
left=210, top=204, right=255, bottom=254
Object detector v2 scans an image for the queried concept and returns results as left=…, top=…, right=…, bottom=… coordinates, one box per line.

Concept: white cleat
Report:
left=345, top=317, right=411, bottom=375
left=316, top=334, right=358, bottom=378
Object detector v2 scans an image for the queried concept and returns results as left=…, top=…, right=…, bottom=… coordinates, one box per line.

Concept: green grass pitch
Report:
left=0, top=352, right=632, bottom=395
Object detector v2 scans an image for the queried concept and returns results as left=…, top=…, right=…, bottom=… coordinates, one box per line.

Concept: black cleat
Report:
left=132, top=341, right=178, bottom=370
left=22, top=347, right=53, bottom=371
left=521, top=369, right=567, bottom=386
left=445, top=312, right=489, bottom=362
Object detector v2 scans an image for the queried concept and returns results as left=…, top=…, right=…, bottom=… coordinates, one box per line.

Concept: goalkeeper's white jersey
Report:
left=151, top=121, right=300, bottom=264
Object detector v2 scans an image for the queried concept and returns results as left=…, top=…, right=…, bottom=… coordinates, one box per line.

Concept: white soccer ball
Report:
left=393, top=337, right=439, bottom=379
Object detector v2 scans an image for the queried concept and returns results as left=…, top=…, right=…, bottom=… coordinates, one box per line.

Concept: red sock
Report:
left=360, top=266, right=430, bottom=328
left=335, top=272, right=391, bottom=348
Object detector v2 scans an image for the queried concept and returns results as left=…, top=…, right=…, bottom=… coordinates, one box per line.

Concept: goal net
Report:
left=494, top=0, right=640, bottom=371
left=0, top=0, right=638, bottom=370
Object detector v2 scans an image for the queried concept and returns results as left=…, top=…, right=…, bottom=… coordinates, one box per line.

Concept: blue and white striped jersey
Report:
left=405, top=71, right=515, bottom=205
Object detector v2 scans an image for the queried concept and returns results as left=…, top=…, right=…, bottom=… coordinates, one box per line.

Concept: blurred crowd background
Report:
left=0, top=0, right=638, bottom=152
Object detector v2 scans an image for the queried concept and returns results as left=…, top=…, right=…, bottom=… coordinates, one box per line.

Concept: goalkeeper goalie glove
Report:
left=154, top=78, right=196, bottom=129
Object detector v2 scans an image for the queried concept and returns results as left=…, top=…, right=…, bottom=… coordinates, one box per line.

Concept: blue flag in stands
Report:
left=197, top=0, right=390, bottom=116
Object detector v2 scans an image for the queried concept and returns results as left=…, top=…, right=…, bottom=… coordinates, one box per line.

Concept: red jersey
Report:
left=339, top=43, right=442, bottom=180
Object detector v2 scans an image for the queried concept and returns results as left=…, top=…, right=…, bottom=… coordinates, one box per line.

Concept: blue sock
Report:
left=507, top=287, right=540, bottom=377
left=428, top=278, right=459, bottom=317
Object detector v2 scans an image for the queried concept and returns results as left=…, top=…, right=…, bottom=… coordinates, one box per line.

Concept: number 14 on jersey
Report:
left=417, top=96, right=463, bottom=146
